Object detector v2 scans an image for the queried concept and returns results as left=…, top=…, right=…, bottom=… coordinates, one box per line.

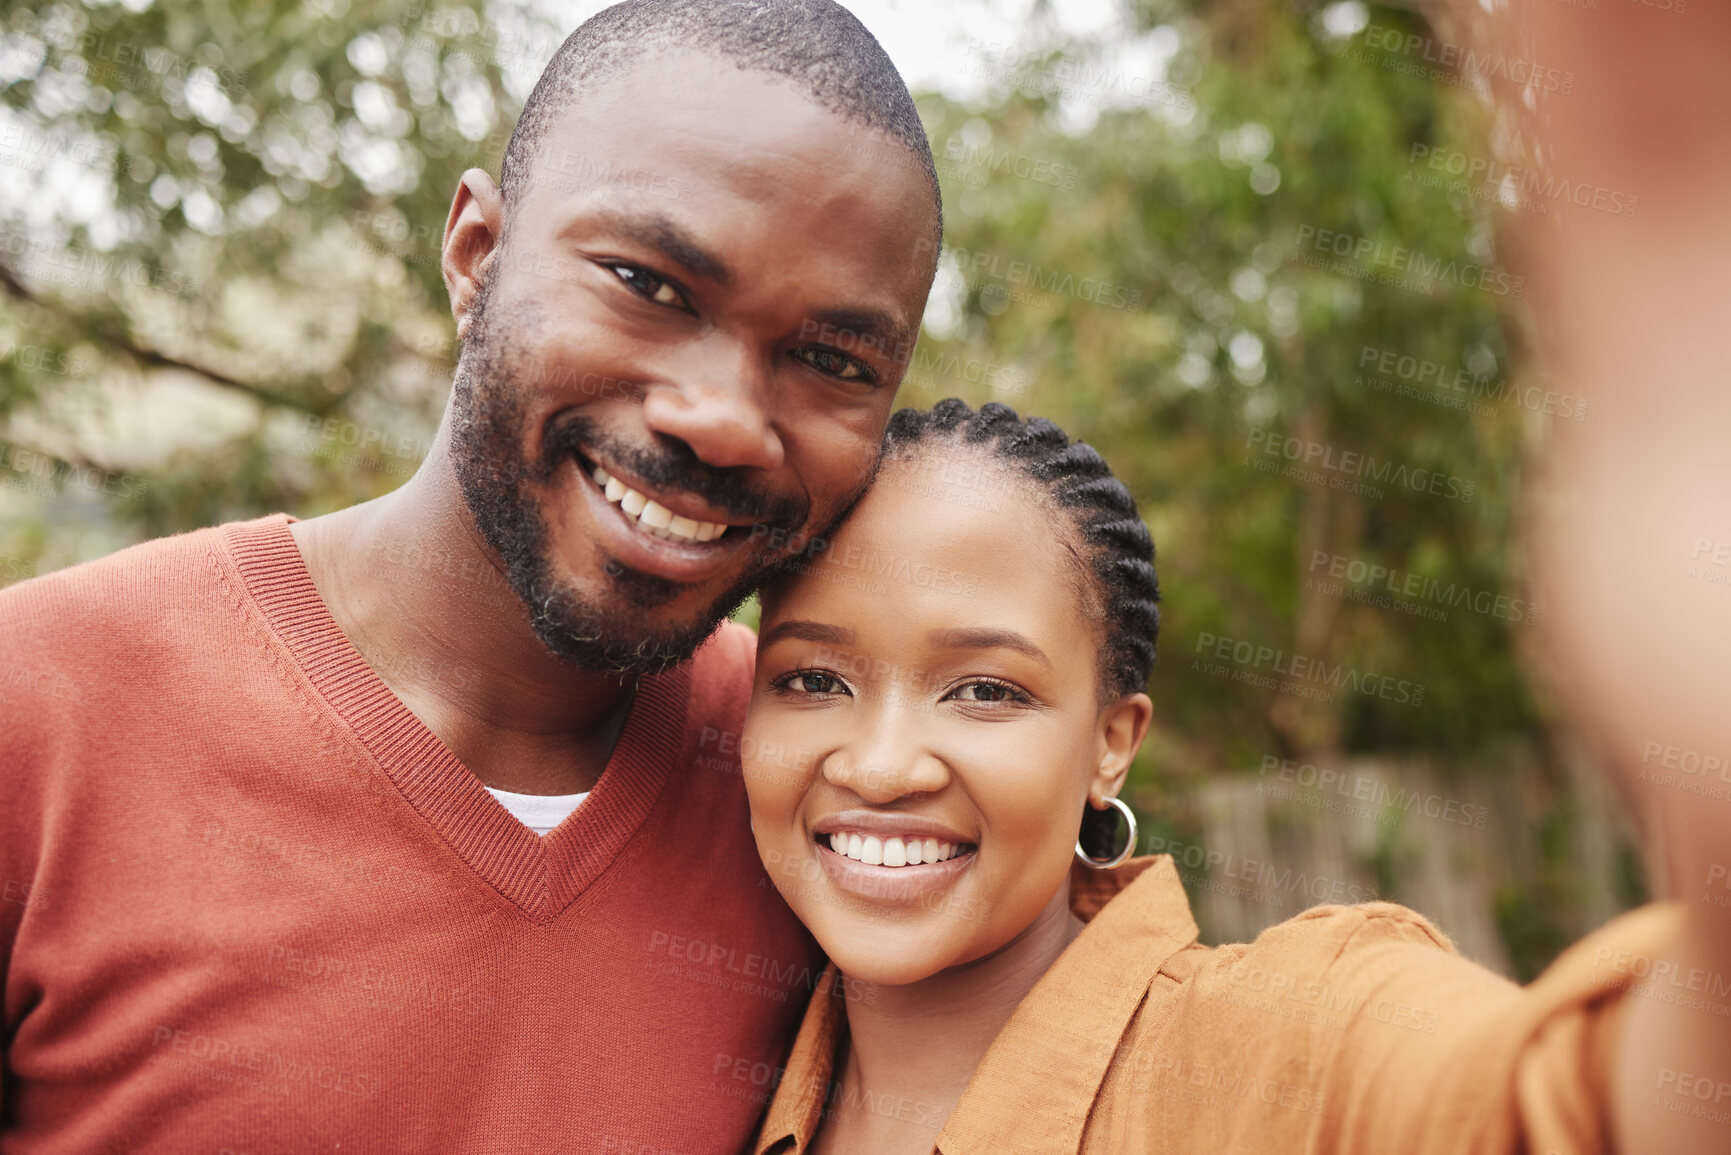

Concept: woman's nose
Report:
left=819, top=719, right=950, bottom=803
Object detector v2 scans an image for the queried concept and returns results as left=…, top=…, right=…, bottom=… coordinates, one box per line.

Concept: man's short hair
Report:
left=499, top=0, right=942, bottom=243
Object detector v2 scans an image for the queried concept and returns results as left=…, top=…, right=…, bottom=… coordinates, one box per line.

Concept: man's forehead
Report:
left=514, top=50, right=937, bottom=291
left=540, top=48, right=918, bottom=177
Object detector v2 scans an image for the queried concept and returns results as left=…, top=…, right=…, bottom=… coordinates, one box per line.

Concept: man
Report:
left=0, top=1, right=940, bottom=1150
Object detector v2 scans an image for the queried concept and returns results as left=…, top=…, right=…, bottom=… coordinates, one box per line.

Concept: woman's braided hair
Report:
left=881, top=398, right=1160, bottom=700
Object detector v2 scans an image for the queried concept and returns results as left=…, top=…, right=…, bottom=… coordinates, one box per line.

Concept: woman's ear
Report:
left=1089, top=692, right=1153, bottom=806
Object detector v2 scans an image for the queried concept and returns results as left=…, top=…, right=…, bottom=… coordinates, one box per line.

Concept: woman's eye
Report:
left=947, top=680, right=1024, bottom=704
left=778, top=669, right=848, bottom=696
left=610, top=264, right=687, bottom=308
left=793, top=347, right=875, bottom=382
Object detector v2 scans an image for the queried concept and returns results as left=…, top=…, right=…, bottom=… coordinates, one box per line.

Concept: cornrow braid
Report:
left=882, top=398, right=1161, bottom=700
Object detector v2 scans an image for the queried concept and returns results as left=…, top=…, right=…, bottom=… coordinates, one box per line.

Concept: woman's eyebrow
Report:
left=926, top=627, right=1052, bottom=668
left=758, top=620, right=855, bottom=648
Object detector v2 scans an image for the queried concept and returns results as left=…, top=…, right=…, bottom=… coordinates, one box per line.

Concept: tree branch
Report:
left=0, top=258, right=337, bottom=416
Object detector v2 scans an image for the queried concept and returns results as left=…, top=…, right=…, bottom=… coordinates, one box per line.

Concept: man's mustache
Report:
left=544, top=414, right=807, bottom=531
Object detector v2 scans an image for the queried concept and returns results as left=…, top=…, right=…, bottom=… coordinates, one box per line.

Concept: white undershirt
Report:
left=485, top=787, right=590, bottom=836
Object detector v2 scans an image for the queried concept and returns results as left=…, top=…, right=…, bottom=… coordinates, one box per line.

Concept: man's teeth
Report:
left=590, top=465, right=727, bottom=544
left=826, top=832, right=965, bottom=867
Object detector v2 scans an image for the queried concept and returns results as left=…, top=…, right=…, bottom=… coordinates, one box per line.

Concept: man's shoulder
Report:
left=699, top=619, right=757, bottom=674
left=686, top=619, right=756, bottom=693
left=673, top=620, right=757, bottom=749
left=0, top=516, right=283, bottom=670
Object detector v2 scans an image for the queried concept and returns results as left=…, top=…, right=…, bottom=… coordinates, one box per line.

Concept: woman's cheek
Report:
left=742, top=707, right=813, bottom=822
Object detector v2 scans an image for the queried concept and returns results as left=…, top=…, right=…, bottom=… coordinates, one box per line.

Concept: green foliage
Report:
left=1, top=0, right=538, bottom=552
left=0, top=0, right=1560, bottom=767
left=910, top=3, right=1539, bottom=784
left=0, top=0, right=1633, bottom=974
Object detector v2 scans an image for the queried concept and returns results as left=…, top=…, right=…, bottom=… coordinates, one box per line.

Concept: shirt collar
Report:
left=753, top=854, right=1199, bottom=1155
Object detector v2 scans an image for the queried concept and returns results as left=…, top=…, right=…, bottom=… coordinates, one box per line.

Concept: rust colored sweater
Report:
left=0, top=515, right=821, bottom=1153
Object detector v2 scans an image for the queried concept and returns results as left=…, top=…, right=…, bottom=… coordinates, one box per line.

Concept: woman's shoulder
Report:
left=1156, top=898, right=1471, bottom=1001
left=1258, top=899, right=1456, bottom=953
left=1090, top=857, right=1457, bottom=969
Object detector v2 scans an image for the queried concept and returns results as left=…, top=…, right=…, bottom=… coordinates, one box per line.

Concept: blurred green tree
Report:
left=911, top=1, right=1541, bottom=773
left=0, top=0, right=546, bottom=552
left=0, top=0, right=1630, bottom=972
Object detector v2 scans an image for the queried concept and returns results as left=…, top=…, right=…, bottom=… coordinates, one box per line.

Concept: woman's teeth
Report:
left=590, top=465, right=727, bottom=544
left=826, top=832, right=965, bottom=867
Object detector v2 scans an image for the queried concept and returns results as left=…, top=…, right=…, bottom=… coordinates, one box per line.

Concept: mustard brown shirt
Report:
left=752, top=854, right=1685, bottom=1155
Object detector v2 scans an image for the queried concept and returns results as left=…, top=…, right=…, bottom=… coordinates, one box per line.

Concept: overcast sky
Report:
left=531, top=0, right=1134, bottom=102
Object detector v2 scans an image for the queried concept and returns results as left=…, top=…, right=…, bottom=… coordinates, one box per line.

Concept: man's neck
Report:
left=289, top=440, right=637, bottom=795
left=818, top=885, right=1085, bottom=1155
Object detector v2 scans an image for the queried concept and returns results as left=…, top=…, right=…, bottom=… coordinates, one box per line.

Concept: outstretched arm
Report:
left=1507, top=5, right=1731, bottom=1153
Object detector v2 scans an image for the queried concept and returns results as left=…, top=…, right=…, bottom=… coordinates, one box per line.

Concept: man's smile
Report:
left=586, top=459, right=737, bottom=545
left=567, top=451, right=770, bottom=585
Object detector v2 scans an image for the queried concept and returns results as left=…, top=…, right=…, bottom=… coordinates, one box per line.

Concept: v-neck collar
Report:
left=222, top=514, right=687, bottom=923
left=754, top=855, right=1200, bottom=1154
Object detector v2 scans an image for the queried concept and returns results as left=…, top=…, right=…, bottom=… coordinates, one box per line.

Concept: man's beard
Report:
left=446, top=280, right=828, bottom=676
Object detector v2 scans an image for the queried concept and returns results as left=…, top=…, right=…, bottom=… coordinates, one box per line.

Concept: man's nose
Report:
left=640, top=345, right=785, bottom=472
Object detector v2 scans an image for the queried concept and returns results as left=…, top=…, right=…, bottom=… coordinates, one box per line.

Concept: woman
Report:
left=739, top=399, right=1680, bottom=1154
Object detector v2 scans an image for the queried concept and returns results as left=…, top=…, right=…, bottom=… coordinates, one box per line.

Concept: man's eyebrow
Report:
left=804, top=307, right=919, bottom=364
left=926, top=627, right=1053, bottom=668
left=758, top=620, right=856, bottom=649
left=590, top=210, right=734, bottom=288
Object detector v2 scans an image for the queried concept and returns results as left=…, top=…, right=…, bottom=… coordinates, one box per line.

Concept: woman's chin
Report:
left=821, top=938, right=959, bottom=988
left=810, top=921, right=990, bottom=983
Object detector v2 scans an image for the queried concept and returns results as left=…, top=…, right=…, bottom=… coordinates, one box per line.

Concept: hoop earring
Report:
left=1074, top=795, right=1138, bottom=870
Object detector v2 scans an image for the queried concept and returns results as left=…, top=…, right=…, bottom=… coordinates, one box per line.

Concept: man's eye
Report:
left=609, top=264, right=687, bottom=308
left=793, top=347, right=875, bottom=382
left=946, top=680, right=1024, bottom=704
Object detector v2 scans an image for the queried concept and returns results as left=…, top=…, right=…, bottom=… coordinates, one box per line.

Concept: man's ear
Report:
left=1088, top=692, right=1153, bottom=807
left=442, top=168, right=506, bottom=341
